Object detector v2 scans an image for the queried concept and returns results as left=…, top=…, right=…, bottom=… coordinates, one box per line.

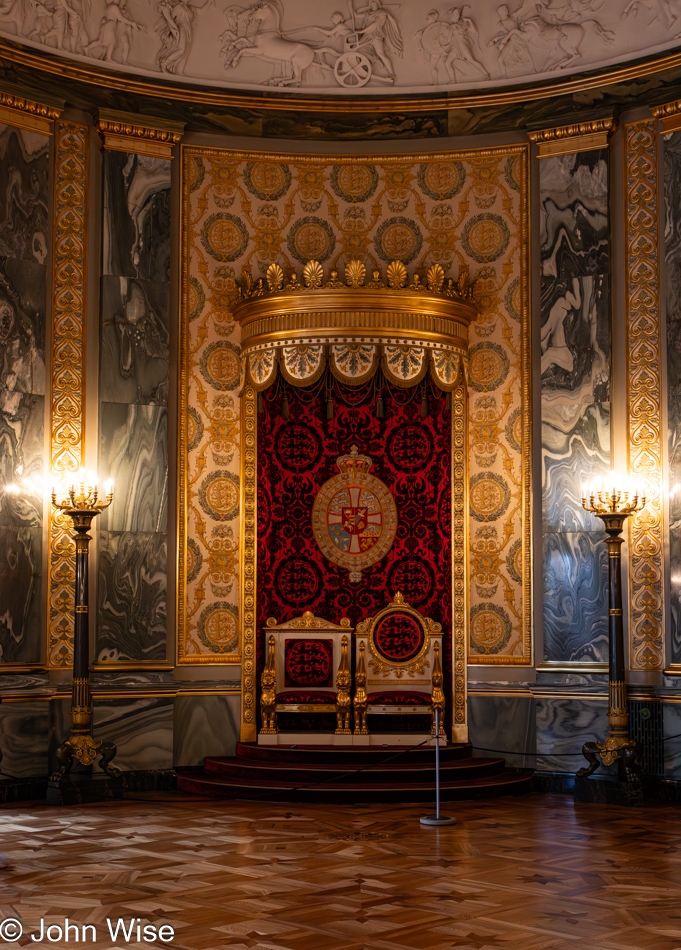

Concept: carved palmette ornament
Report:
left=381, top=344, right=427, bottom=388
left=279, top=343, right=326, bottom=386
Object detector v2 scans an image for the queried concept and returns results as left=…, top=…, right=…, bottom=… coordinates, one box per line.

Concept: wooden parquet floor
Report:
left=0, top=793, right=680, bottom=949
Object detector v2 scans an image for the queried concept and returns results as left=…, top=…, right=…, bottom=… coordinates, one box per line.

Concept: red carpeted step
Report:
left=233, top=741, right=473, bottom=765
left=204, top=755, right=506, bottom=784
left=176, top=770, right=533, bottom=804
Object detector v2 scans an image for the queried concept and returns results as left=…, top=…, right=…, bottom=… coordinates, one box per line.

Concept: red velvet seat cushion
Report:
left=366, top=691, right=431, bottom=705
left=276, top=691, right=337, bottom=704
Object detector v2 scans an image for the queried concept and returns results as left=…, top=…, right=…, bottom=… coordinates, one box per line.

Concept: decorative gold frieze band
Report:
left=624, top=119, right=664, bottom=671
left=48, top=121, right=88, bottom=669
left=96, top=108, right=184, bottom=158
left=240, top=386, right=257, bottom=741
left=529, top=118, right=616, bottom=158
left=0, top=88, right=61, bottom=133
left=451, top=367, right=468, bottom=741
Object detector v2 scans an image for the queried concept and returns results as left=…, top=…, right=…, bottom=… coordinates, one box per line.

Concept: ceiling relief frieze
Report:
left=2, top=0, right=681, bottom=97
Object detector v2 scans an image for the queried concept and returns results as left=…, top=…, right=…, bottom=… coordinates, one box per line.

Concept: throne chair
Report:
left=259, top=611, right=353, bottom=745
left=353, top=592, right=445, bottom=743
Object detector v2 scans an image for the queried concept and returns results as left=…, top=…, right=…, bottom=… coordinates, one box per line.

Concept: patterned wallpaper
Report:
left=180, top=145, right=531, bottom=664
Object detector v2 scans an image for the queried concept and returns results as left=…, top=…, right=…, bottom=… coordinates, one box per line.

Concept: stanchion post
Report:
left=420, top=707, right=457, bottom=827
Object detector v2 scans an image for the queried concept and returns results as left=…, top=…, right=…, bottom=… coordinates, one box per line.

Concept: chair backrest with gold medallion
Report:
left=354, top=592, right=444, bottom=739
left=259, top=611, right=353, bottom=743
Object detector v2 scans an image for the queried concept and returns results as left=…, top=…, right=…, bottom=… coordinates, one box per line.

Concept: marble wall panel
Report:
left=664, top=133, right=681, bottom=663
left=0, top=526, right=42, bottom=664
left=99, top=402, right=168, bottom=533
left=0, top=701, right=49, bottom=778
left=467, top=694, right=535, bottom=769
left=0, top=391, right=44, bottom=526
left=173, top=694, right=241, bottom=767
left=96, top=530, right=167, bottom=663
left=542, top=531, right=609, bottom=663
left=539, top=150, right=609, bottom=278
left=0, top=124, right=49, bottom=265
left=0, top=258, right=46, bottom=397
left=662, top=702, right=681, bottom=779
left=103, top=152, right=171, bottom=283
left=540, top=151, right=610, bottom=664
left=100, top=277, right=169, bottom=406
left=92, top=698, right=173, bottom=772
left=536, top=697, right=615, bottom=775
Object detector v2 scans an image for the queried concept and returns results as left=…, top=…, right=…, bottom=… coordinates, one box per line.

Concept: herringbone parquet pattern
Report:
left=0, top=793, right=680, bottom=949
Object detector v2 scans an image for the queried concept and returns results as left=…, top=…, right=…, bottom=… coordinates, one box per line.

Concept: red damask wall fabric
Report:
left=257, top=384, right=452, bottom=728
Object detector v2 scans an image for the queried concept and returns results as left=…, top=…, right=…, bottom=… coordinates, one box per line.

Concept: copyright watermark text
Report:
left=0, top=918, right=175, bottom=943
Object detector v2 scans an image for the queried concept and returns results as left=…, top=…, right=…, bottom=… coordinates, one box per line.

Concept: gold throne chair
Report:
left=259, top=611, right=353, bottom=745
left=353, top=593, right=445, bottom=744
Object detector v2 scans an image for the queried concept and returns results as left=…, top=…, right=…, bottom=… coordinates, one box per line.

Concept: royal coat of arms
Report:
left=312, top=445, right=398, bottom=583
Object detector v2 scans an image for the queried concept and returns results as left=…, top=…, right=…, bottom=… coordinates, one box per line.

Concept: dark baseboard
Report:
left=0, top=769, right=178, bottom=804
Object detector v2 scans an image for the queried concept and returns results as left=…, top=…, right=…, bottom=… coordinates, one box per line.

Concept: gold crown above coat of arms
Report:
left=336, top=445, right=373, bottom=476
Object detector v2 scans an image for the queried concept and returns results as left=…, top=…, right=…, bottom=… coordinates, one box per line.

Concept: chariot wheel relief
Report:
left=312, top=446, right=397, bottom=582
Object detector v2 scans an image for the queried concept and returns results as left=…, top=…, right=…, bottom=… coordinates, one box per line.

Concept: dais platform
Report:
left=177, top=741, right=532, bottom=804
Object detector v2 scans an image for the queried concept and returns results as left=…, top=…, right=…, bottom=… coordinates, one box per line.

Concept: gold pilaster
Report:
left=624, top=119, right=664, bottom=671
left=240, top=385, right=258, bottom=742
left=48, top=122, right=88, bottom=669
left=451, top=367, right=468, bottom=740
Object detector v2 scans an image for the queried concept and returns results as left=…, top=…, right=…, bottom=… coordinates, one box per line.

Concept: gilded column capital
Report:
left=0, top=84, right=62, bottom=134
left=529, top=117, right=616, bottom=158
left=95, top=108, right=185, bottom=158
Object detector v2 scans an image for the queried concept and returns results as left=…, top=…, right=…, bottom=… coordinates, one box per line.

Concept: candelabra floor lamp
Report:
left=577, top=479, right=645, bottom=785
left=50, top=474, right=120, bottom=782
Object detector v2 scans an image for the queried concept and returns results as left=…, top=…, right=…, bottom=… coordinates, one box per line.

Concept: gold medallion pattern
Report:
left=182, top=146, right=530, bottom=667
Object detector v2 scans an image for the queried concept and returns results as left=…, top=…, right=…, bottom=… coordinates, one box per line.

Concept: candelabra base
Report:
left=574, top=774, right=644, bottom=807
left=577, top=737, right=640, bottom=784
left=46, top=773, right=124, bottom=807
left=50, top=734, right=120, bottom=783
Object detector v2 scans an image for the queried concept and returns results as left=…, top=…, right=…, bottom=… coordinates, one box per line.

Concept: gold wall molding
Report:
left=624, top=119, right=664, bottom=671
left=529, top=118, right=616, bottom=158
left=0, top=88, right=61, bottom=133
left=240, top=386, right=257, bottom=742
left=48, top=121, right=88, bottom=669
left=4, top=39, right=681, bottom=116
left=96, top=108, right=184, bottom=158
left=451, top=368, right=468, bottom=740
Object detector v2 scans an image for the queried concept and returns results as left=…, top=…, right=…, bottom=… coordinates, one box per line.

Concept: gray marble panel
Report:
left=543, top=531, right=609, bottom=663
left=663, top=702, right=681, bottom=779
left=100, top=276, right=169, bottom=406
left=0, top=525, right=42, bottom=665
left=539, top=150, right=609, bottom=277
left=0, top=701, right=49, bottom=778
left=536, top=697, right=615, bottom=775
left=467, top=694, right=535, bottom=769
left=92, top=697, right=173, bottom=772
left=0, top=125, right=49, bottom=265
left=0, top=390, right=44, bottom=527
left=0, top=258, right=46, bottom=395
left=97, top=530, right=167, bottom=663
left=173, top=694, right=241, bottom=767
left=99, top=402, right=168, bottom=533
left=663, top=131, right=681, bottom=267
left=103, top=151, right=171, bottom=283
